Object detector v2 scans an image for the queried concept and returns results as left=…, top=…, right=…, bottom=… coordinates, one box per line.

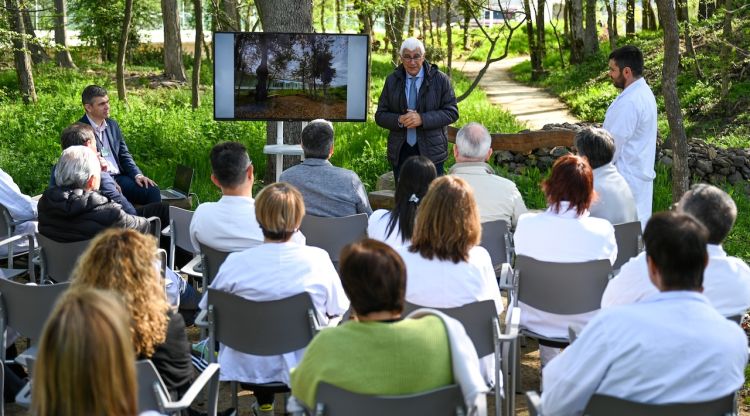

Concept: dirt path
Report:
left=456, top=57, right=580, bottom=130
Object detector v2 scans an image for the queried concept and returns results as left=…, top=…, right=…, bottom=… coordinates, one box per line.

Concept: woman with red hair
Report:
left=514, top=154, right=617, bottom=366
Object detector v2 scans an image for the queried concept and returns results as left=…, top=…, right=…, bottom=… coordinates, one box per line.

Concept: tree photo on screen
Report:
left=234, top=33, right=348, bottom=120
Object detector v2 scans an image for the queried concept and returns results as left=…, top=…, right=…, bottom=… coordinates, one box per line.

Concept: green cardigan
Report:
left=290, top=316, right=454, bottom=408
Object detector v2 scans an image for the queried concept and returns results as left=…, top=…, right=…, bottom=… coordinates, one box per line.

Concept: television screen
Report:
left=214, top=32, right=370, bottom=122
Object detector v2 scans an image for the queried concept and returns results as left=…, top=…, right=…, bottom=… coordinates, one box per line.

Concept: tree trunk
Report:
left=445, top=0, right=452, bottom=77
left=583, top=0, right=598, bottom=56
left=605, top=0, right=617, bottom=50
left=219, top=0, right=240, bottom=30
left=191, top=0, right=203, bottom=109
left=21, top=6, right=50, bottom=64
left=564, top=0, right=570, bottom=37
left=720, top=0, right=733, bottom=100
left=676, top=0, right=688, bottom=22
left=53, top=0, right=76, bottom=68
left=384, top=4, right=407, bottom=66
left=336, top=0, right=343, bottom=32
left=524, top=0, right=543, bottom=79
left=426, top=0, right=435, bottom=45
left=435, top=2, right=443, bottom=47
left=569, top=0, right=585, bottom=64
left=462, top=2, right=471, bottom=50
left=612, top=0, right=619, bottom=37
left=626, top=0, right=635, bottom=35
left=117, top=0, right=134, bottom=102
left=320, top=0, right=325, bottom=31
left=408, top=4, right=416, bottom=36
left=162, top=0, right=187, bottom=81
left=255, top=0, right=313, bottom=184
left=645, top=0, right=657, bottom=29
left=655, top=0, right=689, bottom=201
left=536, top=0, right=547, bottom=62
left=421, top=0, right=430, bottom=42
left=5, top=0, right=37, bottom=103
left=684, top=21, right=703, bottom=79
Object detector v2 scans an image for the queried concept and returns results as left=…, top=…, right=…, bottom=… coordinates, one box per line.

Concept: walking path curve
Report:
left=456, top=57, right=580, bottom=130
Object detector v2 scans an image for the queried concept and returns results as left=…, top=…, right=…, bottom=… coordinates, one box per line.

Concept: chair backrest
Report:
left=0, top=279, right=70, bottom=341
left=199, top=243, right=232, bottom=287
left=0, top=203, right=13, bottom=239
left=136, top=360, right=168, bottom=413
left=168, top=206, right=195, bottom=254
left=479, top=219, right=512, bottom=267
left=299, top=214, right=367, bottom=266
left=514, top=255, right=612, bottom=315
left=207, top=289, right=318, bottom=356
left=314, top=382, right=465, bottom=416
left=404, top=300, right=498, bottom=358
left=583, top=393, right=735, bottom=416
left=36, top=234, right=91, bottom=282
left=613, top=221, right=643, bottom=270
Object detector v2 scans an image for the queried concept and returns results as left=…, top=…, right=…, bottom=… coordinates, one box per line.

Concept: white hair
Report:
left=399, top=37, right=425, bottom=56
left=54, top=146, right=100, bottom=189
left=456, top=122, right=492, bottom=160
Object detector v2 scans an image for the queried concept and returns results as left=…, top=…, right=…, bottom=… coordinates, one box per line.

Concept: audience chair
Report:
left=612, top=221, right=643, bottom=270
left=479, top=220, right=514, bottom=288
left=0, top=235, right=35, bottom=282
left=36, top=234, right=91, bottom=283
left=309, top=382, right=466, bottom=416
left=162, top=206, right=201, bottom=279
left=512, top=255, right=612, bottom=391
left=202, top=289, right=321, bottom=412
left=525, top=391, right=736, bottom=416
left=403, top=301, right=521, bottom=416
left=0, top=203, right=37, bottom=282
left=137, top=359, right=221, bottom=416
left=198, top=242, right=232, bottom=291
left=299, top=214, right=367, bottom=270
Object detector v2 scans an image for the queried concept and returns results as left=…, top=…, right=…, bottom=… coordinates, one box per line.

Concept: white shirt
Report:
left=542, top=291, right=748, bottom=416
left=602, top=245, right=750, bottom=317
left=589, top=163, right=638, bottom=225
left=189, top=195, right=305, bottom=252
left=602, top=77, right=657, bottom=225
left=514, top=203, right=617, bottom=338
left=449, top=162, right=527, bottom=227
left=198, top=242, right=349, bottom=384
left=0, top=168, right=37, bottom=256
left=85, top=114, right=121, bottom=175
left=367, top=209, right=409, bottom=249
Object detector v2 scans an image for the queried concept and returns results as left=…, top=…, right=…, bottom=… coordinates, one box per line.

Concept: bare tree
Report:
left=192, top=0, right=203, bottom=109
left=655, top=0, right=689, bottom=200
left=569, top=0, right=585, bottom=64
left=384, top=3, right=407, bottom=66
left=21, top=6, right=50, bottom=64
left=54, top=0, right=76, bottom=68
left=117, top=0, right=134, bottom=101
left=162, top=0, right=187, bottom=81
left=5, top=0, right=37, bottom=103
left=583, top=0, right=598, bottom=56
left=546, top=0, right=566, bottom=68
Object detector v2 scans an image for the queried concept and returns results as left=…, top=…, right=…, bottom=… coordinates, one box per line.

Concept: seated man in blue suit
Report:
left=79, top=84, right=161, bottom=205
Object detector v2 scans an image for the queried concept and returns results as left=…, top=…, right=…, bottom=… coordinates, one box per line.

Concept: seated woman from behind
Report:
left=32, top=288, right=143, bottom=416
left=290, top=238, right=454, bottom=409
left=71, top=228, right=193, bottom=398
left=199, top=182, right=349, bottom=415
left=513, top=154, right=617, bottom=366
left=367, top=156, right=436, bottom=249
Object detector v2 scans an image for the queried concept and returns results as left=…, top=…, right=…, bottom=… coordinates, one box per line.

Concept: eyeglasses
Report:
left=401, top=54, right=423, bottom=63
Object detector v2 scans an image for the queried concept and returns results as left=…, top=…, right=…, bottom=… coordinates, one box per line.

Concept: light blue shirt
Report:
left=404, top=66, right=424, bottom=107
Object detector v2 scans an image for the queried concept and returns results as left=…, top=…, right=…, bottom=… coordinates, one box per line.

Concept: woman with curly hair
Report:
left=70, top=228, right=193, bottom=397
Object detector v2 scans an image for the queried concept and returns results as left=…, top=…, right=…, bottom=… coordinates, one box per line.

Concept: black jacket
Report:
left=375, top=61, right=459, bottom=166
left=38, top=186, right=149, bottom=242
left=141, top=312, right=193, bottom=398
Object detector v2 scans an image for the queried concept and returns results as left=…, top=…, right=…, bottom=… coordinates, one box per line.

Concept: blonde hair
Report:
left=410, top=175, right=481, bottom=263
left=71, top=228, right=169, bottom=357
left=255, top=182, right=305, bottom=241
left=33, top=288, right=138, bottom=416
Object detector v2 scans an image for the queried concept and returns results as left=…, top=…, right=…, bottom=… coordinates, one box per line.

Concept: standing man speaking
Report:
left=375, top=38, right=458, bottom=181
left=603, top=45, right=657, bottom=228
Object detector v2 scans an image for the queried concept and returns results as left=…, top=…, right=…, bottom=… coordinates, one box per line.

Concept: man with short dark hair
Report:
left=279, top=119, right=372, bottom=217
left=603, top=45, right=657, bottom=228
left=541, top=211, right=747, bottom=415
left=449, top=122, right=526, bottom=227
left=574, top=127, right=637, bottom=224
left=190, top=141, right=304, bottom=252
left=602, top=184, right=750, bottom=317
left=79, top=85, right=161, bottom=205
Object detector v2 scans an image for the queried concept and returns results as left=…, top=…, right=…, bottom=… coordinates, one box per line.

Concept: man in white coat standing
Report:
left=603, top=45, right=657, bottom=228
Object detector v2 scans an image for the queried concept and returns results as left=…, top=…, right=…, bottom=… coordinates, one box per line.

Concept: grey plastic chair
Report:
left=612, top=221, right=643, bottom=270
left=36, top=234, right=91, bottom=283
left=137, top=359, right=221, bottom=416
left=203, top=289, right=321, bottom=411
left=0, top=234, right=35, bottom=282
left=299, top=214, right=367, bottom=269
left=198, top=242, right=232, bottom=290
left=164, top=206, right=201, bottom=278
left=403, top=301, right=521, bottom=416
left=480, top=219, right=513, bottom=267
left=312, top=382, right=466, bottom=416
left=525, top=391, right=736, bottom=416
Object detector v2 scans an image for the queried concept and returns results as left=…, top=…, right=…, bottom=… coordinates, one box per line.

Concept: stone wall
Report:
left=491, top=123, right=750, bottom=189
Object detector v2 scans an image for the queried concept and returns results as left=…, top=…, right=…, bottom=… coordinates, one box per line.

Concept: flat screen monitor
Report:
left=214, top=32, right=370, bottom=122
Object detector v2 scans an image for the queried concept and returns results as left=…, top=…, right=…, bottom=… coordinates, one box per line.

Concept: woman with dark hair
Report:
left=368, top=156, right=437, bottom=248
left=514, top=154, right=617, bottom=366
left=290, top=239, right=454, bottom=409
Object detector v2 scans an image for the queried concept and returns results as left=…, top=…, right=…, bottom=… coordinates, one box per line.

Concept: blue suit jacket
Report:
left=49, top=166, right=136, bottom=215
left=79, top=115, right=142, bottom=180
